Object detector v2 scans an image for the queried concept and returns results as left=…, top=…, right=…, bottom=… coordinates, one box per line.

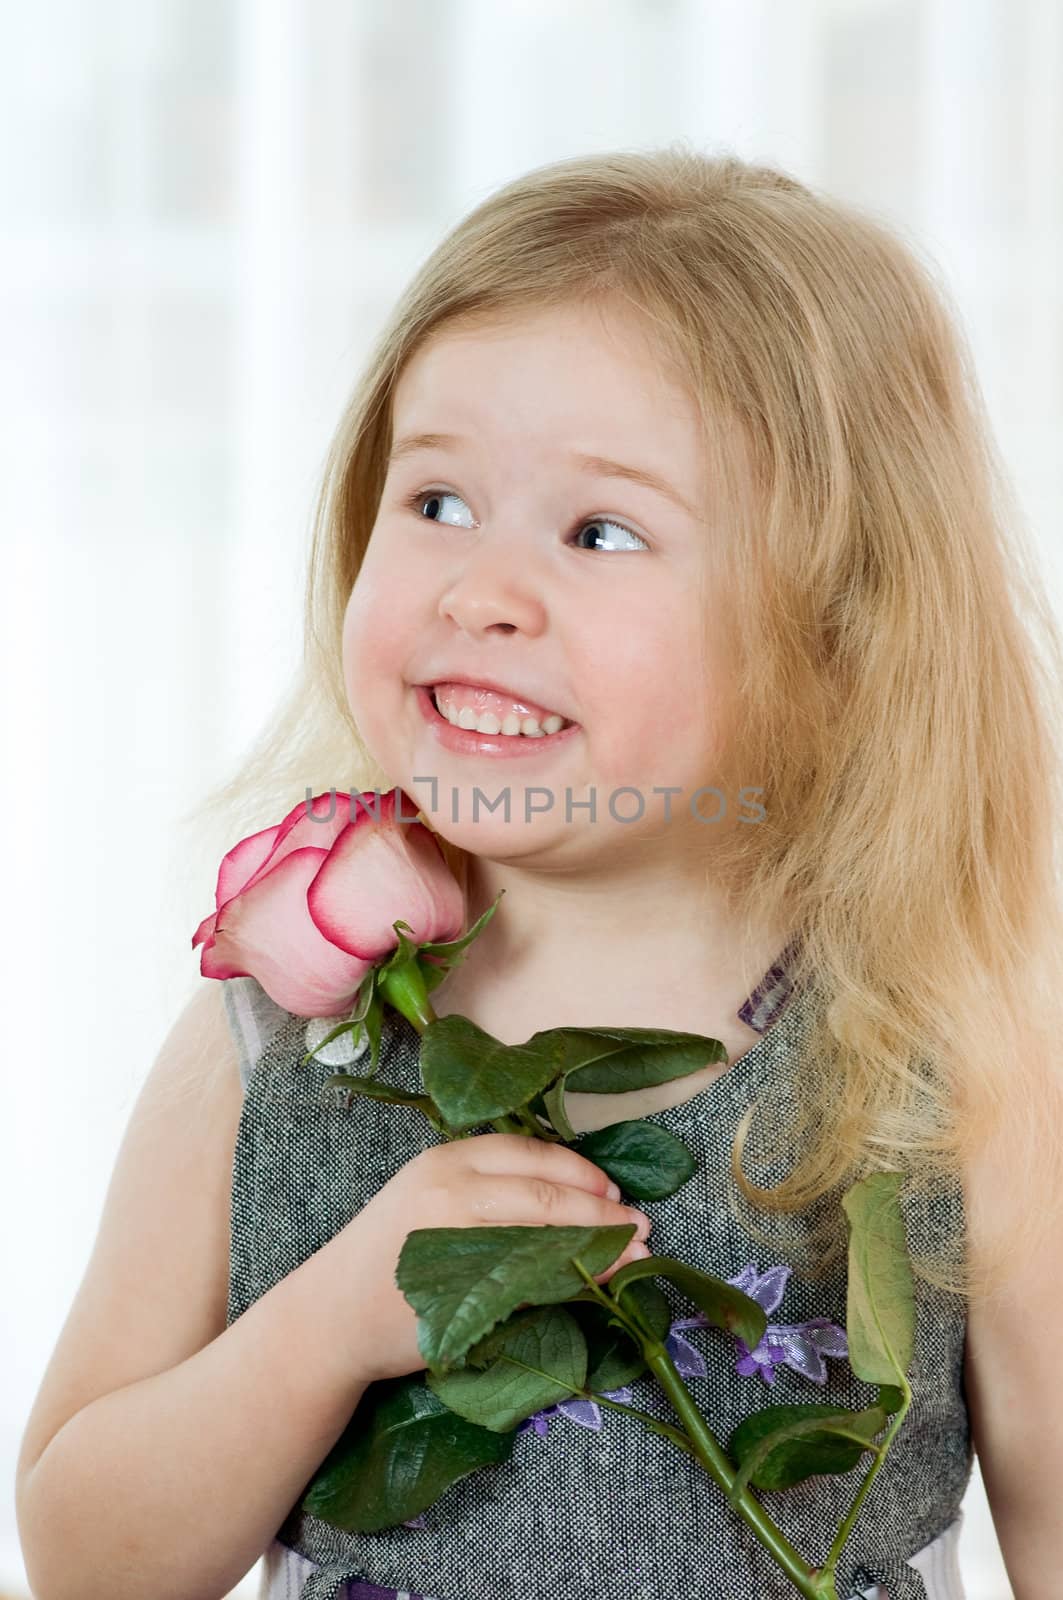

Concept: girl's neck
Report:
left=431, top=852, right=793, bottom=1049
left=429, top=860, right=791, bottom=1133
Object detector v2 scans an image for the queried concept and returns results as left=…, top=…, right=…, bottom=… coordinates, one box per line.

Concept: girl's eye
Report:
left=403, top=487, right=649, bottom=552
left=571, top=518, right=648, bottom=553
left=406, top=488, right=474, bottom=529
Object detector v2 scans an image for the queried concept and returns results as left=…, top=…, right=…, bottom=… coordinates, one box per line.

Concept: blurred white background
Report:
left=4, top=1, right=1061, bottom=1596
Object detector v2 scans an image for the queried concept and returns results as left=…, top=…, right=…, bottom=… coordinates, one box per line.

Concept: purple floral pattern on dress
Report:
left=517, top=1384, right=635, bottom=1437
left=500, top=1260, right=848, bottom=1458
left=666, top=1262, right=848, bottom=1387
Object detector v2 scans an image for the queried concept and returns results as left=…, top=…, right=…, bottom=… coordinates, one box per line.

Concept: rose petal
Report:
left=215, top=820, right=285, bottom=910
left=308, top=812, right=464, bottom=959
left=230, top=791, right=357, bottom=904
left=202, top=846, right=375, bottom=1014
left=191, top=909, right=217, bottom=951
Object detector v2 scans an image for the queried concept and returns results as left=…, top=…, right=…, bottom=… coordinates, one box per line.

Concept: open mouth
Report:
left=415, top=684, right=580, bottom=754
left=427, top=684, right=576, bottom=739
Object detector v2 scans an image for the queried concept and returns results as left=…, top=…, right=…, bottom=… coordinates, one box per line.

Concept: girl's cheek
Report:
left=342, top=578, right=419, bottom=753
left=340, top=596, right=365, bottom=699
left=341, top=593, right=387, bottom=718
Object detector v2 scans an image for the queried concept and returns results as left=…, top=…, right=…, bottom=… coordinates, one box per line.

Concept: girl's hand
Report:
left=339, top=1133, right=653, bottom=1383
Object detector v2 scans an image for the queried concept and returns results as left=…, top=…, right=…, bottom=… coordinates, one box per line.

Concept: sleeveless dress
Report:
left=222, top=940, right=971, bottom=1600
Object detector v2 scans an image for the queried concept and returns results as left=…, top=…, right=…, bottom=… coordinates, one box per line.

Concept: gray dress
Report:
left=223, top=945, right=971, bottom=1600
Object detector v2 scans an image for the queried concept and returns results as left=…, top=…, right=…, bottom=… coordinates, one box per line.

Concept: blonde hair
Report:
left=179, top=143, right=1063, bottom=1309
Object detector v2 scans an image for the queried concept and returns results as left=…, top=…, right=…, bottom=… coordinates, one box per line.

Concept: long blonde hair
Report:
left=181, top=143, right=1063, bottom=1308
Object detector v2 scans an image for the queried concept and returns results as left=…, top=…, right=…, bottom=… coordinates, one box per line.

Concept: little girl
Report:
left=17, top=147, right=1063, bottom=1600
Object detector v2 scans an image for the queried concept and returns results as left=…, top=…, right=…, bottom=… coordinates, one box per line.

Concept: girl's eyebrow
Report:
left=387, top=429, right=697, bottom=519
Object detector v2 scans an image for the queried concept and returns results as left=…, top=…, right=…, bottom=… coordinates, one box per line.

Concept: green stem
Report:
left=645, top=1347, right=838, bottom=1597
left=490, top=1114, right=528, bottom=1135
left=512, top=1103, right=563, bottom=1139
left=588, top=1391, right=698, bottom=1457
left=822, top=1382, right=913, bottom=1577
left=375, top=958, right=585, bottom=1150
left=371, top=962, right=846, bottom=1597
left=570, top=1260, right=834, bottom=1600
left=491, top=1349, right=698, bottom=1456
left=375, top=968, right=553, bottom=1143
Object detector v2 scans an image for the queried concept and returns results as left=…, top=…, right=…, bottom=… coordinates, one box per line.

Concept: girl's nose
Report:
left=438, top=556, right=548, bottom=638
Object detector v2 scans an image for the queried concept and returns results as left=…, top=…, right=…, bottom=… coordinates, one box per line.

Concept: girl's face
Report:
left=342, top=299, right=738, bottom=864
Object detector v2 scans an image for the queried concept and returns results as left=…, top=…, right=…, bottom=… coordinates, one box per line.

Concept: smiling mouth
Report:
left=415, top=684, right=580, bottom=751
left=427, top=684, right=577, bottom=739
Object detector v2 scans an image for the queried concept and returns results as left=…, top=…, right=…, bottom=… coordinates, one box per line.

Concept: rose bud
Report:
left=191, top=787, right=464, bottom=1017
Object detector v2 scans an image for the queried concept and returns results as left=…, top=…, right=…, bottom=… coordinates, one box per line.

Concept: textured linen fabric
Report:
left=222, top=944, right=971, bottom=1600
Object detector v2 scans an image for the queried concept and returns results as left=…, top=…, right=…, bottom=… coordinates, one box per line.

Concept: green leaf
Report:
left=420, top=1016, right=560, bottom=1128
left=571, top=1120, right=696, bottom=1201
left=875, top=1384, right=905, bottom=1415
left=534, top=1025, right=728, bottom=1095
left=301, top=1373, right=513, bottom=1533
left=397, top=1223, right=640, bottom=1372
left=605, top=1254, right=767, bottom=1351
left=565, top=1284, right=670, bottom=1391
left=727, top=1400, right=890, bottom=1501
left=463, top=1304, right=554, bottom=1367
left=528, top=1026, right=727, bottom=1144
left=425, top=1021, right=727, bottom=1137
left=540, top=1076, right=578, bottom=1142
left=841, top=1171, right=915, bottom=1386
left=427, top=1305, right=587, bottom=1431
left=320, top=1076, right=432, bottom=1110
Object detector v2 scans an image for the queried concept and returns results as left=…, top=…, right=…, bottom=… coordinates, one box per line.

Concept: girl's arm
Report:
left=961, top=1051, right=1063, bottom=1597
left=15, top=984, right=374, bottom=1600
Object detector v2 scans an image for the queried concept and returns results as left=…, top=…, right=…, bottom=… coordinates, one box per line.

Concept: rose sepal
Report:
left=414, top=891, right=505, bottom=968
left=299, top=967, right=381, bottom=1071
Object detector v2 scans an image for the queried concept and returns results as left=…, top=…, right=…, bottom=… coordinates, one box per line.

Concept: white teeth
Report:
left=433, top=690, right=569, bottom=738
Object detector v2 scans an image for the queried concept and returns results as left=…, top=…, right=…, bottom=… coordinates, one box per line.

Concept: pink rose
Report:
left=192, top=787, right=465, bottom=1017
